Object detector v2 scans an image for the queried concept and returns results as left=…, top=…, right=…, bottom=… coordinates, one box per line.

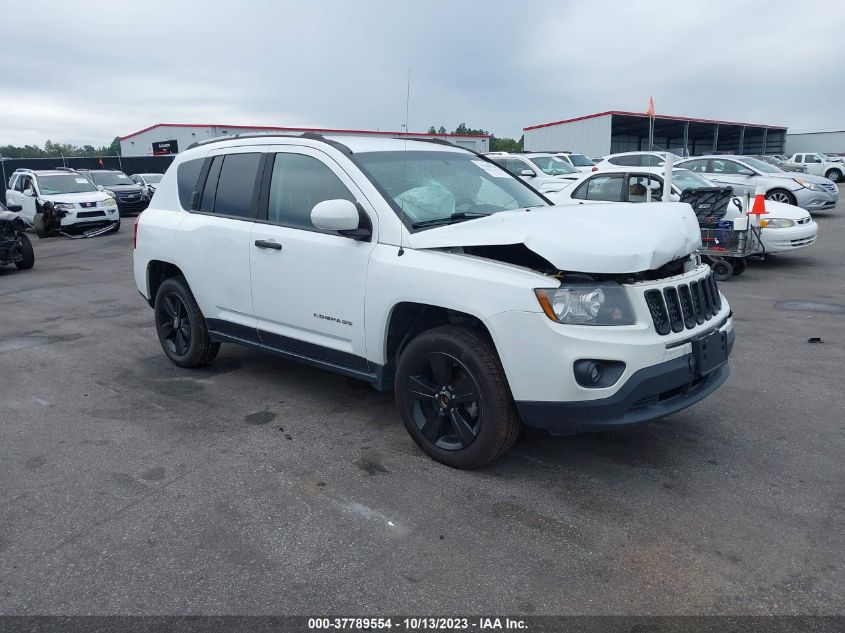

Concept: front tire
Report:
left=154, top=276, right=220, bottom=368
left=824, top=169, right=842, bottom=183
left=111, top=218, right=121, bottom=232
left=33, top=213, right=50, bottom=238
left=766, top=189, right=796, bottom=205
left=395, top=325, right=520, bottom=469
left=14, top=234, right=35, bottom=270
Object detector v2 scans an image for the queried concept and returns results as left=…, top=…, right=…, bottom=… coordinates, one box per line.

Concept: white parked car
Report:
left=134, top=134, right=733, bottom=469
left=548, top=167, right=819, bottom=255
left=5, top=169, right=120, bottom=232
left=593, top=151, right=684, bottom=170
left=131, top=172, right=164, bottom=198
left=786, top=153, right=845, bottom=183
left=553, top=152, right=597, bottom=173
left=484, top=152, right=582, bottom=195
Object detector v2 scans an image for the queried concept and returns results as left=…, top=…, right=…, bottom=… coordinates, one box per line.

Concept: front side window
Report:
left=36, top=174, right=98, bottom=195
left=806, top=154, right=822, bottom=164
left=709, top=159, right=746, bottom=174
left=627, top=175, right=662, bottom=202
left=267, top=153, right=355, bottom=228
left=355, top=150, right=548, bottom=229
left=681, top=159, right=708, bottom=173
left=572, top=174, right=625, bottom=201
left=205, top=152, right=262, bottom=218
left=13, top=175, right=26, bottom=192
left=506, top=158, right=532, bottom=175
left=143, top=174, right=163, bottom=184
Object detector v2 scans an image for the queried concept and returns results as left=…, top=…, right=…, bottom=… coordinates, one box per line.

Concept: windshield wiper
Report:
left=411, top=211, right=491, bottom=229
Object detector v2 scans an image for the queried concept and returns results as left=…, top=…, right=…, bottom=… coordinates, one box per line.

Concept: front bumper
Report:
left=516, top=328, right=734, bottom=434
left=60, top=208, right=120, bottom=227
left=760, top=221, right=819, bottom=253
left=795, top=188, right=837, bottom=210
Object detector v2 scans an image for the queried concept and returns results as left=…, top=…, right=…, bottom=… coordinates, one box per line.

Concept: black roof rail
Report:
left=185, top=131, right=354, bottom=155
left=55, top=167, right=79, bottom=172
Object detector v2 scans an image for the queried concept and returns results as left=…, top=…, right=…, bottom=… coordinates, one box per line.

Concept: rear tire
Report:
left=765, top=189, right=796, bottom=206
left=825, top=169, right=842, bottom=183
left=153, top=276, right=220, bottom=368
left=14, top=234, right=35, bottom=270
left=394, top=325, right=520, bottom=469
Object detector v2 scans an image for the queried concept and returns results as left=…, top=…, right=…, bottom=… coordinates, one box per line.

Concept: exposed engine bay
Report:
left=0, top=210, right=35, bottom=270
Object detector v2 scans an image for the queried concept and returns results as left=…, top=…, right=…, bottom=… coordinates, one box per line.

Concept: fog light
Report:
left=573, top=359, right=626, bottom=388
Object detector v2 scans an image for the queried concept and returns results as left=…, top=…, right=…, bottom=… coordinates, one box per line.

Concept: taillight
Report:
left=133, top=215, right=139, bottom=249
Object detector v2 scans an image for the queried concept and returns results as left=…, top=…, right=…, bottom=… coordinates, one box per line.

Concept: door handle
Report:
left=254, top=239, right=282, bottom=250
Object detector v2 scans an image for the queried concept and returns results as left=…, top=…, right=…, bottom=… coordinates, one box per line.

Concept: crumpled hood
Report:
left=409, top=203, right=702, bottom=273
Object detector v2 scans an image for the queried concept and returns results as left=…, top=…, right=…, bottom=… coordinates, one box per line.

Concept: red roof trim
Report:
left=523, top=110, right=786, bottom=131
left=118, top=123, right=491, bottom=141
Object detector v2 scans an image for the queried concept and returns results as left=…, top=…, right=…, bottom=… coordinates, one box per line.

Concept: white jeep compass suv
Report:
left=133, top=133, right=734, bottom=469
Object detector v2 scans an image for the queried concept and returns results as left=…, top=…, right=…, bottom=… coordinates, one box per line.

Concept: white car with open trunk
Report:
left=133, top=134, right=733, bottom=469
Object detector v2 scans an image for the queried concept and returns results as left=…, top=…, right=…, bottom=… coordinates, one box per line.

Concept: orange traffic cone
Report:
left=749, top=184, right=768, bottom=216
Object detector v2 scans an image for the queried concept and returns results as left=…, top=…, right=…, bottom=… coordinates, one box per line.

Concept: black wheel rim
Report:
left=406, top=352, right=482, bottom=451
left=158, top=292, right=191, bottom=356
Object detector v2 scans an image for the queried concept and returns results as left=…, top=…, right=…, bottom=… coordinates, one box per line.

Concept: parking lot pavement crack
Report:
left=33, top=467, right=196, bottom=562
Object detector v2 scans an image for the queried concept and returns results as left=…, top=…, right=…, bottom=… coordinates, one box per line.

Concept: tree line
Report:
left=0, top=137, right=121, bottom=159
left=426, top=123, right=523, bottom=152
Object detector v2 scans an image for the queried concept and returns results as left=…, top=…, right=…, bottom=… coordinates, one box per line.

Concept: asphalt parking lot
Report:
left=1, top=194, right=843, bottom=616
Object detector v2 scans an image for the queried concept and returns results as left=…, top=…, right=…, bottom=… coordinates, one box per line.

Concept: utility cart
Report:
left=680, top=187, right=763, bottom=281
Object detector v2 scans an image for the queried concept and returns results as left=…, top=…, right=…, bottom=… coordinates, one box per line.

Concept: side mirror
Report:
left=668, top=193, right=681, bottom=202
left=23, top=188, right=35, bottom=197
left=739, top=169, right=755, bottom=177
left=6, top=203, right=22, bottom=212
left=96, top=185, right=104, bottom=191
left=311, top=199, right=371, bottom=240
left=520, top=169, right=536, bottom=177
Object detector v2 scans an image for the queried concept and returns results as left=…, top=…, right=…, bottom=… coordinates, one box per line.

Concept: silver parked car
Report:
left=677, top=155, right=838, bottom=211
left=751, top=154, right=807, bottom=174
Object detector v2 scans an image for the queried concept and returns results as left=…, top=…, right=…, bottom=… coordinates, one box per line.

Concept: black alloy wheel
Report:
left=153, top=276, right=220, bottom=368
left=158, top=292, right=192, bottom=357
left=407, top=352, right=483, bottom=451
left=395, top=325, right=520, bottom=469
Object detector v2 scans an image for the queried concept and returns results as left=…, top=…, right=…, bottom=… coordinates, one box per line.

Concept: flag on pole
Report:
left=646, top=96, right=655, bottom=117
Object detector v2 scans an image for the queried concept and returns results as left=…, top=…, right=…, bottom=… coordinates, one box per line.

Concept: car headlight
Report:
left=101, top=198, right=117, bottom=207
left=793, top=178, right=823, bottom=192
left=760, top=218, right=796, bottom=228
left=54, top=203, right=75, bottom=211
left=104, top=189, right=117, bottom=199
left=535, top=284, right=636, bottom=325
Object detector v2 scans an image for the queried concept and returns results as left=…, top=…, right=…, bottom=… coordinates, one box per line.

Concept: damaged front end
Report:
left=33, top=199, right=117, bottom=239
left=0, top=211, right=34, bottom=269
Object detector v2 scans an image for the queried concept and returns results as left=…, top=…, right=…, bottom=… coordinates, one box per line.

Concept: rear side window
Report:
left=609, top=155, right=640, bottom=167
left=176, top=158, right=205, bottom=210
left=267, top=153, right=354, bottom=229
left=208, top=153, right=262, bottom=218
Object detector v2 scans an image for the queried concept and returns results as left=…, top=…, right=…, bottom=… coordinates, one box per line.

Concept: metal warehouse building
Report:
left=523, top=111, right=787, bottom=157
left=785, top=130, right=845, bottom=155
left=118, top=123, right=490, bottom=157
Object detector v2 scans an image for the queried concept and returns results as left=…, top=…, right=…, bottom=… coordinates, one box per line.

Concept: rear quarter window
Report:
left=176, top=158, right=205, bottom=210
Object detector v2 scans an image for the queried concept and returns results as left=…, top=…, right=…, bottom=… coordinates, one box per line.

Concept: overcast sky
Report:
left=2, top=0, right=844, bottom=147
